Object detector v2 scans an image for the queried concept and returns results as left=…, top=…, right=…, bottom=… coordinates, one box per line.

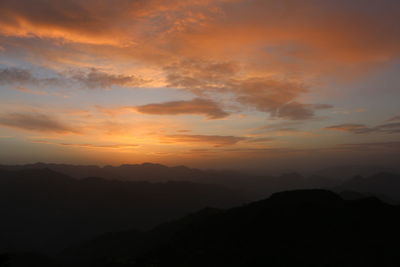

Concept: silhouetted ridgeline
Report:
left=1, top=163, right=400, bottom=201
left=0, top=162, right=226, bottom=181
left=60, top=189, right=400, bottom=267
left=336, top=172, right=400, bottom=201
left=0, top=168, right=242, bottom=253
left=1, top=165, right=400, bottom=266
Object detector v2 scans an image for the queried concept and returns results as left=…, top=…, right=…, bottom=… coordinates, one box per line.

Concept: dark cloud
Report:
left=165, top=59, right=332, bottom=120
left=372, top=122, right=400, bottom=134
left=136, top=98, right=229, bottom=119
left=0, top=67, right=145, bottom=89
left=325, top=122, right=400, bottom=134
left=244, top=137, right=275, bottom=143
left=256, top=121, right=302, bottom=131
left=273, top=102, right=314, bottom=120
left=313, top=104, right=334, bottom=110
left=234, top=79, right=308, bottom=116
left=0, top=113, right=79, bottom=134
left=0, top=68, right=34, bottom=84
left=0, top=67, right=60, bottom=86
left=324, top=124, right=367, bottom=133
left=161, top=134, right=246, bottom=147
left=251, top=121, right=304, bottom=135
left=71, top=68, right=146, bottom=89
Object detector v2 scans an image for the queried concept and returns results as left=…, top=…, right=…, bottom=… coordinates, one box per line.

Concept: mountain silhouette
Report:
left=0, top=163, right=342, bottom=200
left=0, top=168, right=242, bottom=253
left=337, top=172, right=400, bottom=202
left=62, top=189, right=400, bottom=267
left=2, top=164, right=400, bottom=266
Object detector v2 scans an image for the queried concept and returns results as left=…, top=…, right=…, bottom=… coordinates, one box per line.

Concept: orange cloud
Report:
left=164, top=59, right=332, bottom=119
left=13, top=86, right=48, bottom=95
left=2, top=0, right=398, bottom=120
left=0, top=0, right=230, bottom=46
left=2, top=0, right=400, bottom=68
left=94, top=105, right=135, bottom=117
left=244, top=137, right=274, bottom=143
left=1, top=0, right=400, bottom=169
left=0, top=0, right=136, bottom=45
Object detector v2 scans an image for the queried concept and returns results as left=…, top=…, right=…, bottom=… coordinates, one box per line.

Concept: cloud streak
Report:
left=70, top=68, right=147, bottom=89
left=0, top=67, right=60, bottom=87
left=0, top=67, right=146, bottom=89
left=161, top=134, right=246, bottom=147
left=0, top=112, right=79, bottom=134
left=31, top=139, right=138, bottom=149
left=325, top=122, right=400, bottom=134
left=136, top=98, right=229, bottom=119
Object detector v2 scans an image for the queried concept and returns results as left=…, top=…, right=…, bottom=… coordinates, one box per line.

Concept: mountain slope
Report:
left=63, top=189, right=400, bottom=267
left=337, top=172, right=400, bottom=202
left=0, top=169, right=242, bottom=253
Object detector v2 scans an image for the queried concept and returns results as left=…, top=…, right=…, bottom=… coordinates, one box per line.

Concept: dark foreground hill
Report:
left=61, top=189, right=400, bottom=267
left=0, top=169, right=242, bottom=253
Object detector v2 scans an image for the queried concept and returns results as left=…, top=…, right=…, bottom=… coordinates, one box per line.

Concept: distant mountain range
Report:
left=0, top=162, right=345, bottom=199
left=0, top=168, right=242, bottom=253
left=335, top=172, right=400, bottom=202
left=0, top=163, right=399, bottom=265
left=0, top=162, right=228, bottom=181
left=1, top=162, right=399, bottom=200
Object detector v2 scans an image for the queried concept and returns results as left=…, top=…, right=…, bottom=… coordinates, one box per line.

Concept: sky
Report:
left=0, top=0, right=400, bottom=172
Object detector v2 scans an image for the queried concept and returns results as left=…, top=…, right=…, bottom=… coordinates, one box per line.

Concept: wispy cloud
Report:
left=0, top=67, right=60, bottom=87
left=165, top=59, right=332, bottom=120
left=0, top=112, right=79, bottom=134
left=31, top=139, right=138, bottom=149
left=70, top=68, right=147, bottom=89
left=325, top=122, right=400, bottom=134
left=13, top=86, right=49, bottom=95
left=136, top=98, right=229, bottom=119
left=0, top=67, right=147, bottom=90
left=160, top=134, right=246, bottom=147
left=244, top=137, right=275, bottom=143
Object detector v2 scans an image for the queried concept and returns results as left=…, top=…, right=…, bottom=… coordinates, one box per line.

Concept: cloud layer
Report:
left=325, top=122, right=400, bottom=134
left=161, top=134, right=246, bottom=147
left=0, top=0, right=400, bottom=168
left=0, top=112, right=79, bottom=134
left=136, top=98, right=229, bottom=119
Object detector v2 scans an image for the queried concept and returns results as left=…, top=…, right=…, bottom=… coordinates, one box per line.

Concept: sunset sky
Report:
left=0, top=0, right=399, bottom=172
